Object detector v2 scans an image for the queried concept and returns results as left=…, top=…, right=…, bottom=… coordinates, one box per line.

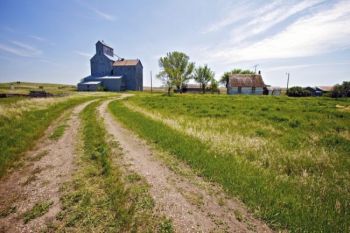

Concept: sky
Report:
left=0, top=0, right=349, bottom=87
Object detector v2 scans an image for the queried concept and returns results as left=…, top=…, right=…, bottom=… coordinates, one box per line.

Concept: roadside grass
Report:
left=0, top=82, right=76, bottom=95
left=23, top=200, right=53, bottom=223
left=48, top=110, right=71, bottom=141
left=108, top=95, right=350, bottom=233
left=55, top=100, right=170, bottom=232
left=0, top=96, right=25, bottom=105
left=0, top=95, right=101, bottom=178
left=49, top=124, right=68, bottom=141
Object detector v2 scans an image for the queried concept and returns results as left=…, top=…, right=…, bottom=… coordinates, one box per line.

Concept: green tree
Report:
left=331, top=81, right=350, bottom=98
left=193, top=65, right=215, bottom=93
left=210, top=78, right=219, bottom=93
left=286, top=86, right=311, bottom=97
left=219, top=72, right=231, bottom=89
left=157, top=51, right=195, bottom=95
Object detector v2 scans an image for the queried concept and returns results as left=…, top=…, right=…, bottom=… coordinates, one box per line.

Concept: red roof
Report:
left=113, top=59, right=140, bottom=66
left=228, top=74, right=265, bottom=87
left=317, top=86, right=334, bottom=92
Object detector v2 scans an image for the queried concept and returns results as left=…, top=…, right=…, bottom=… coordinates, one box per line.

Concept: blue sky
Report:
left=0, top=0, right=349, bottom=87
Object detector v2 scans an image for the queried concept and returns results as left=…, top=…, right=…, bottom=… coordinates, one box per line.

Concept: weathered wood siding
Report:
left=228, top=87, right=264, bottom=95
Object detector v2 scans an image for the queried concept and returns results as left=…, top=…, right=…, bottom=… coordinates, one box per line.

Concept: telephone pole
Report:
left=150, top=71, right=153, bottom=93
left=253, top=64, right=259, bottom=74
left=286, top=72, right=290, bottom=91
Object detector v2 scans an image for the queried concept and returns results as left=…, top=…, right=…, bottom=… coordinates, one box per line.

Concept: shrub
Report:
left=287, top=86, right=311, bottom=97
left=331, top=81, right=350, bottom=98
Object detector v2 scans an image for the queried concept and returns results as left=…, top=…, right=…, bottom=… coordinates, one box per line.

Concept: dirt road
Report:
left=0, top=101, right=92, bottom=233
left=99, top=98, right=272, bottom=233
left=0, top=96, right=272, bottom=233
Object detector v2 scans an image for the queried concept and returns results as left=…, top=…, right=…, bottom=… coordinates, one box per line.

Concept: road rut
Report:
left=0, top=101, right=92, bottom=233
left=99, top=98, right=272, bottom=233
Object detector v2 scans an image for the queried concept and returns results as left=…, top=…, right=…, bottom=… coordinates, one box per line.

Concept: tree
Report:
left=219, top=72, right=231, bottom=89
left=157, top=70, right=173, bottom=96
left=286, top=86, right=311, bottom=97
left=157, top=51, right=195, bottom=95
left=193, top=65, right=215, bottom=93
left=331, top=81, right=350, bottom=98
left=210, top=78, right=219, bottom=93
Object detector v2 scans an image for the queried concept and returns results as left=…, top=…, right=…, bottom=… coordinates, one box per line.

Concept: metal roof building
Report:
left=77, top=41, right=143, bottom=92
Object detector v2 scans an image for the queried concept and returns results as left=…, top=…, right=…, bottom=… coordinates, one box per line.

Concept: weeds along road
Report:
left=0, top=100, right=94, bottom=232
left=99, top=96, right=272, bottom=233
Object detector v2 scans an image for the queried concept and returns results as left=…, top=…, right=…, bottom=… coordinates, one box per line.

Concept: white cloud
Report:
left=76, top=0, right=116, bottom=21
left=29, top=35, right=46, bottom=42
left=74, top=50, right=91, bottom=58
left=208, top=0, right=350, bottom=63
left=202, top=1, right=257, bottom=34
left=0, top=41, right=42, bottom=57
left=92, top=9, right=116, bottom=21
left=38, top=59, right=63, bottom=67
left=265, top=61, right=350, bottom=72
left=229, top=0, right=324, bottom=43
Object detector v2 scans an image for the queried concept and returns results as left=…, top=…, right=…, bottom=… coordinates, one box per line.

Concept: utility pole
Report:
left=150, top=71, right=153, bottom=93
left=253, top=64, right=259, bottom=74
left=286, top=72, right=290, bottom=92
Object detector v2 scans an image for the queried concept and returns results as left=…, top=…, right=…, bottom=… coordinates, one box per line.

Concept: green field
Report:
left=109, top=94, right=350, bottom=232
left=0, top=82, right=76, bottom=95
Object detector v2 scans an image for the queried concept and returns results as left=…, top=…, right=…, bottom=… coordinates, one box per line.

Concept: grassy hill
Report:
left=0, top=82, right=76, bottom=95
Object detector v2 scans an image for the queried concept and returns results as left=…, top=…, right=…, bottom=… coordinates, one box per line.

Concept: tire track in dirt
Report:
left=0, top=100, right=93, bottom=233
left=99, top=98, right=272, bottom=233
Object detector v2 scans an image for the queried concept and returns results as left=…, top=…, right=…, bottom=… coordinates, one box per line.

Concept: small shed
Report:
left=264, top=86, right=282, bottom=96
left=77, top=81, right=102, bottom=91
left=305, top=87, right=323, bottom=96
left=182, top=84, right=202, bottom=93
left=227, top=74, right=265, bottom=95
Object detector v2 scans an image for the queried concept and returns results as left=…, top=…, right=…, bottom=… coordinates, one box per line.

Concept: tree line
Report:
left=157, top=51, right=257, bottom=95
left=157, top=51, right=215, bottom=95
left=287, top=82, right=350, bottom=98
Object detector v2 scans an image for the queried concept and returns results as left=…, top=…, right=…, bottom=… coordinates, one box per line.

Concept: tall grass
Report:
left=56, top=100, right=168, bottom=232
left=109, top=95, right=350, bottom=233
left=0, top=96, right=96, bottom=177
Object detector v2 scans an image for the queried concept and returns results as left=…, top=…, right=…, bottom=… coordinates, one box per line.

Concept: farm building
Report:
left=77, top=41, right=143, bottom=92
left=305, top=86, right=333, bottom=96
left=317, top=86, right=334, bottom=94
left=264, top=86, right=282, bottom=96
left=181, top=84, right=202, bottom=93
left=227, top=74, right=265, bottom=95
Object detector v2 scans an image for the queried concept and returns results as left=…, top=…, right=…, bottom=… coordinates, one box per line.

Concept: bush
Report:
left=287, top=86, right=311, bottom=97
left=331, top=81, right=350, bottom=98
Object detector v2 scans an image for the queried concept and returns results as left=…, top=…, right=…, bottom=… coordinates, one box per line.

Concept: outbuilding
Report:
left=264, top=86, right=282, bottom=96
left=227, top=74, right=265, bottom=95
left=77, top=81, right=102, bottom=91
left=305, top=87, right=323, bottom=96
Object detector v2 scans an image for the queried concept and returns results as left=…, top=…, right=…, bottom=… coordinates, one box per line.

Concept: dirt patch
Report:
left=99, top=98, right=272, bottom=233
left=0, top=101, right=92, bottom=233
